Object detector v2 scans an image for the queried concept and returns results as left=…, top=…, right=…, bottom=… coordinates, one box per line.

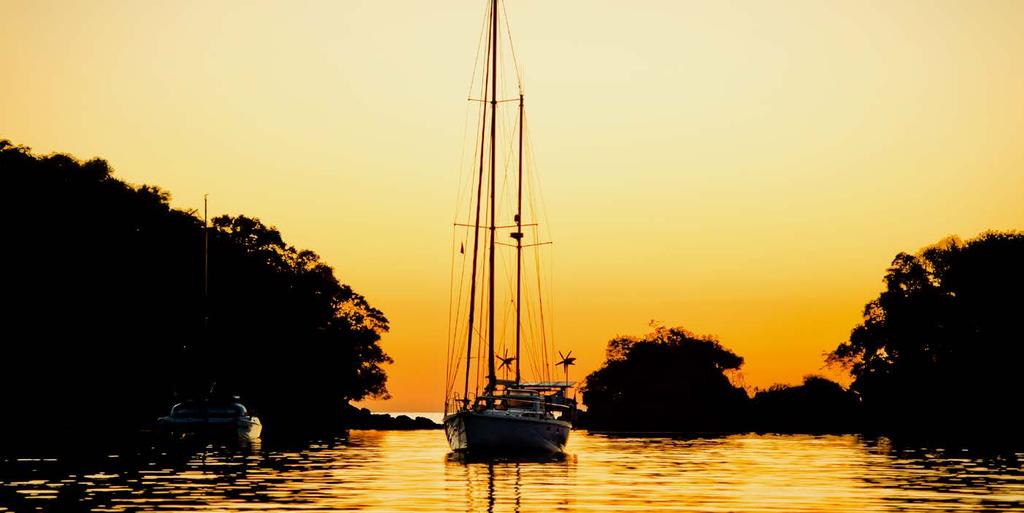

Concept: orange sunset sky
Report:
left=3, top=1, right=1023, bottom=411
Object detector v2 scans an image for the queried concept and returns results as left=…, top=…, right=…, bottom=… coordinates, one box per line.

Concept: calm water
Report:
left=2, top=430, right=1023, bottom=512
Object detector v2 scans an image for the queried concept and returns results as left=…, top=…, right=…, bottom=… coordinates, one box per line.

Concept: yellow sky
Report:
left=3, top=1, right=1023, bottom=411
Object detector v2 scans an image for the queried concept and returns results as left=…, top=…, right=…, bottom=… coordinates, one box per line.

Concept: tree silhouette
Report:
left=581, top=325, right=749, bottom=431
left=0, top=139, right=391, bottom=441
left=752, top=375, right=859, bottom=433
left=827, top=232, right=1024, bottom=435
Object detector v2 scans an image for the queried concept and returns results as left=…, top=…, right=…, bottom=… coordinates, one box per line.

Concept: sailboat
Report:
left=157, top=195, right=262, bottom=440
left=443, top=0, right=576, bottom=454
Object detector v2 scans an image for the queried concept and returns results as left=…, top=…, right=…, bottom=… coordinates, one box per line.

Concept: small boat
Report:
left=157, top=396, right=262, bottom=439
left=156, top=197, right=262, bottom=440
left=443, top=0, right=577, bottom=454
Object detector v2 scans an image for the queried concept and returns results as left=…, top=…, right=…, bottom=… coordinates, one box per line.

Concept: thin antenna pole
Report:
left=486, top=0, right=498, bottom=394
left=514, top=92, right=523, bottom=384
left=203, top=194, right=209, bottom=331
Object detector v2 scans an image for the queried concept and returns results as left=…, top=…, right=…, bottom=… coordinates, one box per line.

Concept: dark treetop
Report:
left=828, top=232, right=1024, bottom=436
left=579, top=232, right=1022, bottom=437
left=579, top=325, right=859, bottom=433
left=581, top=326, right=750, bottom=432
left=1, top=140, right=392, bottom=440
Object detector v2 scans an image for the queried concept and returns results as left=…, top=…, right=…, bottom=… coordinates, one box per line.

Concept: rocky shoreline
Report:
left=341, top=405, right=442, bottom=430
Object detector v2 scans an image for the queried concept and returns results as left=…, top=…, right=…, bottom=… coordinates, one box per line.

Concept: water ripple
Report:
left=1, top=432, right=1022, bottom=512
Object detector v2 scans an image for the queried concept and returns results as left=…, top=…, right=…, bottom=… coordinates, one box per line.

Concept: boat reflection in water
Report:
left=2, top=431, right=1024, bottom=512
left=446, top=450, right=575, bottom=513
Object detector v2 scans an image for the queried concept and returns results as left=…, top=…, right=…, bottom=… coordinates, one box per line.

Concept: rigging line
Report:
left=446, top=230, right=473, bottom=398
left=522, top=116, right=557, bottom=379
left=468, top=98, right=521, bottom=103
left=525, top=118, right=552, bottom=243
left=454, top=223, right=538, bottom=229
left=455, top=2, right=495, bottom=404
left=501, top=0, right=524, bottom=93
left=496, top=241, right=552, bottom=248
left=494, top=76, right=520, bottom=222
left=496, top=285, right=513, bottom=371
left=465, top=0, right=491, bottom=99
left=545, top=243, right=555, bottom=380
left=524, top=204, right=542, bottom=384
left=523, top=211, right=549, bottom=382
left=533, top=279, right=548, bottom=381
left=520, top=266, right=542, bottom=380
left=467, top=247, right=483, bottom=399
left=533, top=228, right=551, bottom=381
left=462, top=8, right=493, bottom=407
left=549, top=242, right=557, bottom=381
left=448, top=233, right=464, bottom=395
left=449, top=0, right=491, bottom=229
left=498, top=234, right=518, bottom=339
left=450, top=91, right=471, bottom=224
left=489, top=109, right=518, bottom=247
left=446, top=249, right=464, bottom=397
left=446, top=90, right=485, bottom=385
left=529, top=248, right=548, bottom=380
left=450, top=70, right=490, bottom=402
left=464, top=93, right=489, bottom=230
left=500, top=103, right=520, bottom=183
left=496, top=117, right=518, bottom=237
left=450, top=251, right=477, bottom=385
left=446, top=92, right=481, bottom=394
left=505, top=224, right=535, bottom=382
left=474, top=214, right=490, bottom=398
left=454, top=39, right=489, bottom=225
left=479, top=157, right=497, bottom=397
left=451, top=101, right=485, bottom=378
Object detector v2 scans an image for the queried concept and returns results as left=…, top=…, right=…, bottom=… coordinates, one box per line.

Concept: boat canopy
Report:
left=170, top=400, right=248, bottom=418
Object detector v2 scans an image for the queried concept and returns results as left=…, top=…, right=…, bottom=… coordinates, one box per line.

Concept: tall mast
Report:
left=514, top=92, right=523, bottom=384
left=462, top=10, right=493, bottom=405
left=486, top=0, right=498, bottom=394
left=203, top=194, right=209, bottom=332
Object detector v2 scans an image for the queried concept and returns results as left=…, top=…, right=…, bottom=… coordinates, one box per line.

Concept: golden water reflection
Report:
left=1, top=431, right=1022, bottom=512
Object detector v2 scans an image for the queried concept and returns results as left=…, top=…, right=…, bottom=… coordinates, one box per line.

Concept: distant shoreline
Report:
left=342, top=406, right=441, bottom=430
left=378, top=412, right=445, bottom=424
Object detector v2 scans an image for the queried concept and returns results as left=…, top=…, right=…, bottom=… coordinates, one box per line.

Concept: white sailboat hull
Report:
left=444, top=410, right=570, bottom=454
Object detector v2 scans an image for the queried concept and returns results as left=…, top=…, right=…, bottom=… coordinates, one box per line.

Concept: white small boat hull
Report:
left=445, top=410, right=570, bottom=454
left=239, top=418, right=262, bottom=439
left=158, top=416, right=262, bottom=439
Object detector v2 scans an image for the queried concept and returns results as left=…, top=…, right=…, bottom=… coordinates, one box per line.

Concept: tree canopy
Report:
left=752, top=375, right=859, bottom=433
left=581, top=325, right=749, bottom=431
left=1, top=140, right=391, bottom=438
left=827, top=232, right=1024, bottom=434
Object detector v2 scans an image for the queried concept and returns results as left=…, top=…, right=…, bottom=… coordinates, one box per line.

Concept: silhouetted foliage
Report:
left=827, top=232, right=1024, bottom=436
left=581, top=326, right=750, bottom=431
left=751, top=375, right=860, bottom=433
left=0, top=140, right=391, bottom=441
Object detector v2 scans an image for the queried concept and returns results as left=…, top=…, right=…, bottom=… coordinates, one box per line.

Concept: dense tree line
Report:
left=583, top=232, right=1023, bottom=437
left=4, top=137, right=1019, bottom=440
left=580, top=326, right=857, bottom=433
left=1, top=140, right=391, bottom=439
left=828, top=232, right=1024, bottom=436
